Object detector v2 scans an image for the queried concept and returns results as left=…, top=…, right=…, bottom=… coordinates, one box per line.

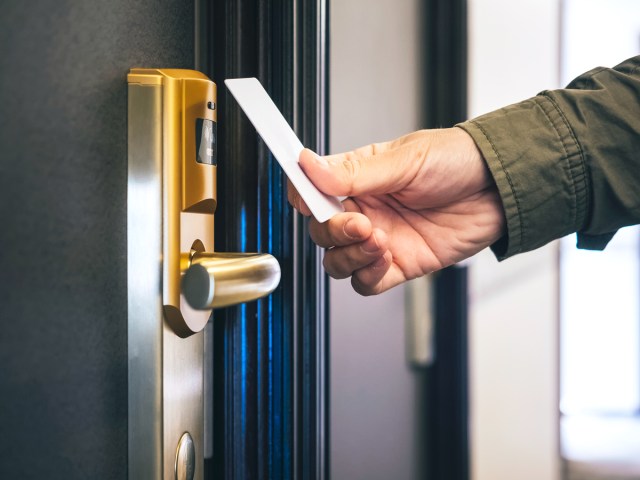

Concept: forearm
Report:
left=458, top=55, right=640, bottom=260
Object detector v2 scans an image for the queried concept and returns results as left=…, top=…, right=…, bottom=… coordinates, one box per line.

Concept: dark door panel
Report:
left=0, top=2, right=193, bottom=478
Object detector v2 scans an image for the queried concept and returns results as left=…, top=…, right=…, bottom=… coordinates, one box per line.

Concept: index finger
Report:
left=308, top=211, right=372, bottom=249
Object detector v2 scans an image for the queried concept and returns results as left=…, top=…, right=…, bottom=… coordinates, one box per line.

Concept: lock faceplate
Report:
left=128, top=68, right=281, bottom=480
left=128, top=69, right=216, bottom=480
left=128, top=68, right=217, bottom=339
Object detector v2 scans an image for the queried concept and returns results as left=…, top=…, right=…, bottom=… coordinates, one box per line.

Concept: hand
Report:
left=288, top=127, right=506, bottom=295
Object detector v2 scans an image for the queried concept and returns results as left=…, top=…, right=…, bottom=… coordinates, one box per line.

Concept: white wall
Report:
left=467, top=1, right=561, bottom=480
left=560, top=0, right=640, bottom=418
left=329, top=1, right=424, bottom=479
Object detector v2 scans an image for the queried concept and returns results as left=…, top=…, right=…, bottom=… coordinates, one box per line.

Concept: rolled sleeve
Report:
left=458, top=95, right=589, bottom=260
left=458, top=56, right=640, bottom=260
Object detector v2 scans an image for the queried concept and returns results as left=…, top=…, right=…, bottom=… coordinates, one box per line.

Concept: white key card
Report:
left=225, top=78, right=344, bottom=223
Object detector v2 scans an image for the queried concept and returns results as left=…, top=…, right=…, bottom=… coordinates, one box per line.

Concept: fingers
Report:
left=308, top=213, right=398, bottom=293
left=308, top=212, right=371, bottom=248
left=351, top=251, right=394, bottom=295
left=298, top=143, right=425, bottom=197
left=322, top=228, right=388, bottom=278
left=286, top=179, right=312, bottom=216
left=291, top=134, right=427, bottom=217
left=323, top=228, right=402, bottom=296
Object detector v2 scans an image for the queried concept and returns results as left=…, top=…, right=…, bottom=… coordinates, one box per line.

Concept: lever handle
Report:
left=182, top=252, right=281, bottom=310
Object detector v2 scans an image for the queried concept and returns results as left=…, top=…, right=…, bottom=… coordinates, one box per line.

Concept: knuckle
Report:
left=323, top=251, right=351, bottom=279
left=370, top=141, right=385, bottom=154
left=329, top=222, right=345, bottom=246
left=340, top=155, right=361, bottom=195
left=323, top=216, right=350, bottom=246
left=309, top=220, right=330, bottom=247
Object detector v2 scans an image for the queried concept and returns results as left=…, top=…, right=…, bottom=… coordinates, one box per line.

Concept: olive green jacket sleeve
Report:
left=458, top=55, right=640, bottom=260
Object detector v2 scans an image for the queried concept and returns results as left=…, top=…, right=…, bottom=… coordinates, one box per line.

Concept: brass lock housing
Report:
left=128, top=68, right=280, bottom=338
left=128, top=68, right=217, bottom=337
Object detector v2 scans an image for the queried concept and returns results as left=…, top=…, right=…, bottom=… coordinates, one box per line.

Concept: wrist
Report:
left=452, top=126, right=494, bottom=192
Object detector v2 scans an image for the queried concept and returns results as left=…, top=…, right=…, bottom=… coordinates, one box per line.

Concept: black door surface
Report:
left=0, top=2, right=194, bottom=478
left=0, top=1, right=327, bottom=479
left=0, top=0, right=194, bottom=479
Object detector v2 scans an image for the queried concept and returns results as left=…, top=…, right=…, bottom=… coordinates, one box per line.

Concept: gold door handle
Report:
left=182, top=252, right=281, bottom=310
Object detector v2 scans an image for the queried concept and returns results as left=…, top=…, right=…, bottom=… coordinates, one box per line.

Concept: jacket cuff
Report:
left=457, top=95, right=589, bottom=260
left=576, top=232, right=615, bottom=250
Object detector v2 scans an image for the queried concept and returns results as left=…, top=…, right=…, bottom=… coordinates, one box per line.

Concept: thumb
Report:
left=298, top=142, right=422, bottom=197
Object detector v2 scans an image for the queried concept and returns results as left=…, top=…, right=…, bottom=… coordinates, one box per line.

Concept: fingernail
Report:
left=360, top=235, right=380, bottom=254
left=343, top=218, right=360, bottom=239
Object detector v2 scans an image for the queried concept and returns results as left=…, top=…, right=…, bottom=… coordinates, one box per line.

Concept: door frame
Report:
left=196, top=1, right=329, bottom=478
left=423, top=0, right=470, bottom=479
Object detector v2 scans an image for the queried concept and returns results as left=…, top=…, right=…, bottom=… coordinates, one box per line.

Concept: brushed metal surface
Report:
left=163, top=312, right=203, bottom=480
left=128, top=79, right=204, bottom=480
left=128, top=82, right=164, bottom=480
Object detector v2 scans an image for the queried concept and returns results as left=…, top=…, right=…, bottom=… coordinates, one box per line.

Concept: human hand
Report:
left=288, top=127, right=506, bottom=295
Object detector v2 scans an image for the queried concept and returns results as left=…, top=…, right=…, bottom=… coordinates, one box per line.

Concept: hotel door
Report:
left=0, top=1, right=327, bottom=479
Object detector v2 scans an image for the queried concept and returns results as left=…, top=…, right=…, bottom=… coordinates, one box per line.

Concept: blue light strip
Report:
left=240, top=205, right=248, bottom=461
left=240, top=206, right=247, bottom=253
left=241, top=303, right=247, bottom=440
left=268, top=155, right=275, bottom=476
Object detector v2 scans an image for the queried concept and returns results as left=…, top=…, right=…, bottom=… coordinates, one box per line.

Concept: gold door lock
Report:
left=128, top=68, right=280, bottom=338
left=127, top=69, right=280, bottom=480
